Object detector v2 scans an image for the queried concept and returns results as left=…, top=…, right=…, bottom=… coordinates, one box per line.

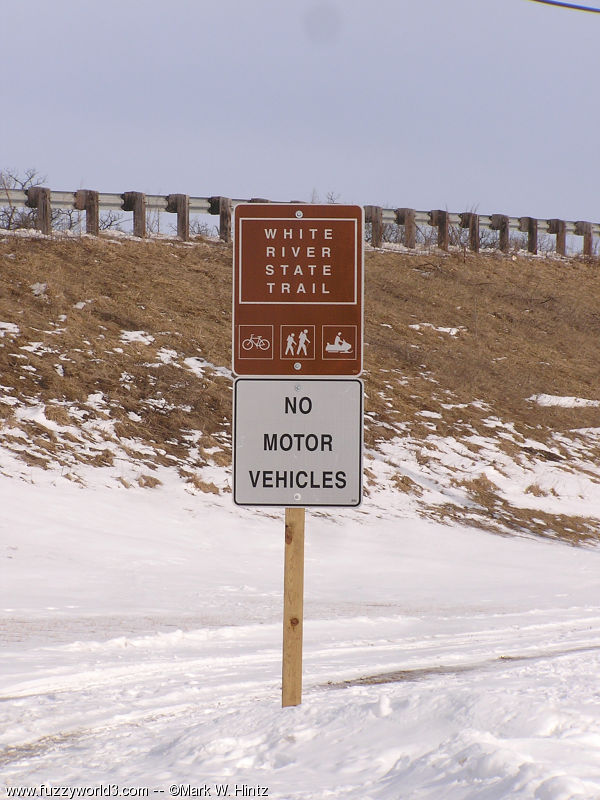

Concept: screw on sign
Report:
left=232, top=204, right=364, bottom=376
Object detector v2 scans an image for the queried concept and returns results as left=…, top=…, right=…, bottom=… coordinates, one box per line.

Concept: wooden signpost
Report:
left=232, top=204, right=364, bottom=707
left=282, top=507, right=305, bottom=707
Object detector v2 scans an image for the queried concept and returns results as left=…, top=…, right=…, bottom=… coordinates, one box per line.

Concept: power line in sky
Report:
left=528, top=0, right=600, bottom=11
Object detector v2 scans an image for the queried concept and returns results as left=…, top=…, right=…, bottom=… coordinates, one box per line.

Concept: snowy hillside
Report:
left=1, top=232, right=600, bottom=798
left=1, top=233, right=599, bottom=539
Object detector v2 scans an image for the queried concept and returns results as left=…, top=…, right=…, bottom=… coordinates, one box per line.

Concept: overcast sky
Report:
left=3, top=0, right=599, bottom=221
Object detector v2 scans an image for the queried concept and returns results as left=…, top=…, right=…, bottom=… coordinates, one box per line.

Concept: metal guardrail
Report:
left=0, top=187, right=598, bottom=256
left=380, top=208, right=600, bottom=238
left=0, top=189, right=212, bottom=215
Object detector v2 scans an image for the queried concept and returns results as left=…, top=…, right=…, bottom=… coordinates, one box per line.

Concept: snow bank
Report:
left=2, top=465, right=600, bottom=798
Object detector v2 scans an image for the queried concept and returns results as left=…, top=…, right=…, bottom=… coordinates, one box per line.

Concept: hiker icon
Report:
left=280, top=325, right=315, bottom=360
left=297, top=328, right=310, bottom=356
left=325, top=331, right=353, bottom=354
left=285, top=332, right=297, bottom=356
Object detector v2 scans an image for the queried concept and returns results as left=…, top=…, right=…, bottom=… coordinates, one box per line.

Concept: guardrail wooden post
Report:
left=74, top=190, right=99, bottom=236
left=548, top=219, right=566, bottom=256
left=121, top=192, right=146, bottom=238
left=220, top=197, right=232, bottom=242
left=166, top=194, right=189, bottom=241
left=519, top=217, right=538, bottom=255
left=209, top=196, right=232, bottom=243
left=25, top=187, right=52, bottom=235
left=365, top=205, right=383, bottom=248
left=490, top=214, right=510, bottom=253
left=459, top=212, right=480, bottom=252
left=574, top=221, right=593, bottom=258
left=395, top=208, right=416, bottom=249
left=429, top=210, right=449, bottom=251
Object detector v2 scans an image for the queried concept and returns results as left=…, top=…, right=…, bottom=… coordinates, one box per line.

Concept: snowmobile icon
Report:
left=325, top=332, right=353, bottom=354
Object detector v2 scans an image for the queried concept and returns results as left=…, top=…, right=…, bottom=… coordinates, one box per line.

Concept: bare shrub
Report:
left=189, top=216, right=218, bottom=238
left=0, top=167, right=42, bottom=229
left=1, top=169, right=87, bottom=233
left=509, top=231, right=555, bottom=254
left=53, top=208, right=83, bottom=232
left=146, top=208, right=162, bottom=235
left=99, top=210, right=125, bottom=231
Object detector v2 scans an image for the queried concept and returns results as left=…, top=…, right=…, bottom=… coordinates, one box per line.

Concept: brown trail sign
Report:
left=233, top=203, right=364, bottom=377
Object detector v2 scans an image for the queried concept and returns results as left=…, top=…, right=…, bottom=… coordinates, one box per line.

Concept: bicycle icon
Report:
left=238, top=325, right=273, bottom=360
left=242, top=333, right=271, bottom=351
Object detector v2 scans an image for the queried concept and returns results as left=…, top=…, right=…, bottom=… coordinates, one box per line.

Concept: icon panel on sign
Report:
left=322, top=325, right=357, bottom=359
left=280, top=325, right=316, bottom=360
left=238, top=325, right=274, bottom=359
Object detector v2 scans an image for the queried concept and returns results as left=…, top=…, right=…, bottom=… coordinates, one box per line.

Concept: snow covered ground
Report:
left=2, top=454, right=600, bottom=800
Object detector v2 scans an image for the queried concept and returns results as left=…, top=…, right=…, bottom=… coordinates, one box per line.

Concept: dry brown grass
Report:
left=439, top=474, right=597, bottom=546
left=364, top=249, right=599, bottom=447
left=1, top=233, right=599, bottom=541
left=0, top=235, right=232, bottom=472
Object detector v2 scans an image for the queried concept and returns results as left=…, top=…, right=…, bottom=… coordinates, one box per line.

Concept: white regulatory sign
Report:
left=233, top=378, right=363, bottom=507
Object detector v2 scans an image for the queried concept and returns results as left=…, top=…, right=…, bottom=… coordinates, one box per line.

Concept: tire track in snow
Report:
left=325, top=642, right=600, bottom=688
left=4, top=609, right=600, bottom=702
